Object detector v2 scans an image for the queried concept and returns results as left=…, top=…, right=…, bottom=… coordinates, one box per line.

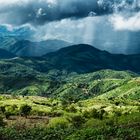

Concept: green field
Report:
left=0, top=94, right=140, bottom=140
left=0, top=69, right=140, bottom=140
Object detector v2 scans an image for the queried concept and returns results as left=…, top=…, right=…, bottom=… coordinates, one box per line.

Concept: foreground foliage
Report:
left=0, top=94, right=139, bottom=140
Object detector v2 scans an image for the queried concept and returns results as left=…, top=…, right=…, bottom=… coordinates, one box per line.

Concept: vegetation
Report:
left=0, top=85, right=139, bottom=140
left=0, top=45, right=140, bottom=139
left=20, top=104, right=32, bottom=118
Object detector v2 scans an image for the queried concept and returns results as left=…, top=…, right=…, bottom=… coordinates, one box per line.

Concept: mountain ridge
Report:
left=0, top=37, right=72, bottom=57
left=42, top=44, right=140, bottom=73
left=0, top=48, right=16, bottom=59
left=0, top=43, right=140, bottom=74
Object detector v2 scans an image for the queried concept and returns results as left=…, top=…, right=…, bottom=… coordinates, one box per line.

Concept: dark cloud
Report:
left=0, top=0, right=100, bottom=25
left=0, top=0, right=139, bottom=26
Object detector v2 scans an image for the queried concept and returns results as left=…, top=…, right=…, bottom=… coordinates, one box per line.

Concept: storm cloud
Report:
left=0, top=0, right=105, bottom=25
left=0, top=0, right=139, bottom=26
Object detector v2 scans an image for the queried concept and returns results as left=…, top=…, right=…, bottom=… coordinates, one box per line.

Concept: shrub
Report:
left=0, top=106, right=6, bottom=114
left=66, top=104, right=77, bottom=113
left=83, top=108, right=106, bottom=120
left=48, top=117, right=70, bottom=129
left=20, top=104, right=32, bottom=118
left=4, top=112, right=11, bottom=119
left=98, top=109, right=106, bottom=120
left=67, top=114, right=86, bottom=128
left=0, top=116, right=5, bottom=127
left=114, top=109, right=122, bottom=117
left=83, top=108, right=98, bottom=118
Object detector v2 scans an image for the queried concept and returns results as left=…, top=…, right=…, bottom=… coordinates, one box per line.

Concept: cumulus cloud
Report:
left=33, top=17, right=101, bottom=43
left=109, top=12, right=140, bottom=31
left=101, top=0, right=140, bottom=31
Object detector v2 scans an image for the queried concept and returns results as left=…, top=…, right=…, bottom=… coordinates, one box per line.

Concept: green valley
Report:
left=0, top=45, right=140, bottom=140
left=0, top=68, right=140, bottom=140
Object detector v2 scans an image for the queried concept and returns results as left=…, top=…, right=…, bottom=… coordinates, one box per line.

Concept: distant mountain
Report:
left=0, top=48, right=16, bottom=59
left=0, top=36, right=18, bottom=50
left=1, top=44, right=140, bottom=74
left=8, top=39, right=72, bottom=57
left=43, top=44, right=140, bottom=73
left=43, top=44, right=110, bottom=73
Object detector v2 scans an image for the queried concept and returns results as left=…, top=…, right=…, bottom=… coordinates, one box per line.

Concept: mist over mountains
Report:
left=0, top=36, right=72, bottom=57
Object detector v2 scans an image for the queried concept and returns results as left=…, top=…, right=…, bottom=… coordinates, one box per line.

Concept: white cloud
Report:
left=109, top=12, right=140, bottom=31
left=33, top=16, right=101, bottom=44
left=36, top=8, right=46, bottom=18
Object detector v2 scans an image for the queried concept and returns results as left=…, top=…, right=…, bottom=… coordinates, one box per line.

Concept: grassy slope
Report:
left=97, top=78, right=140, bottom=100
left=0, top=94, right=140, bottom=140
left=0, top=61, right=140, bottom=101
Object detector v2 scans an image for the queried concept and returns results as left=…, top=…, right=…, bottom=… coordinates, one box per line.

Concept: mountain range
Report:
left=0, top=41, right=139, bottom=101
left=0, top=36, right=72, bottom=57
left=0, top=43, right=140, bottom=74
left=42, top=44, right=140, bottom=73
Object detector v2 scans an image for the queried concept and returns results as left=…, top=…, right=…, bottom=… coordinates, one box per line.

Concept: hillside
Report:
left=0, top=48, right=16, bottom=59
left=0, top=44, right=140, bottom=99
left=0, top=84, right=140, bottom=140
left=0, top=44, right=140, bottom=97
left=97, top=78, right=140, bottom=100
left=43, top=44, right=140, bottom=73
left=1, top=44, right=140, bottom=74
left=0, top=36, right=17, bottom=50
left=52, top=70, right=140, bottom=102
left=0, top=62, right=139, bottom=101
left=2, top=39, right=71, bottom=57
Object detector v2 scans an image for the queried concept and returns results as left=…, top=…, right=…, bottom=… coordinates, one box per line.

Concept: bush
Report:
left=48, top=117, right=70, bottom=129
left=66, top=104, right=77, bottom=113
left=83, top=108, right=105, bottom=120
left=0, top=106, right=6, bottom=114
left=67, top=114, right=86, bottom=128
left=0, top=116, right=5, bottom=127
left=83, top=108, right=98, bottom=118
left=4, top=111, right=11, bottom=119
left=20, top=104, right=32, bottom=118
left=98, top=109, right=106, bottom=120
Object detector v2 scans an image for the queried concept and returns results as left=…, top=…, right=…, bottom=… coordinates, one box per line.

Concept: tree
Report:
left=20, top=104, right=32, bottom=118
left=0, top=116, right=5, bottom=126
left=0, top=106, right=10, bottom=119
left=0, top=106, right=5, bottom=114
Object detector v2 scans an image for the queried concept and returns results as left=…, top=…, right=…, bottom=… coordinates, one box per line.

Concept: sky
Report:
left=0, top=0, right=140, bottom=54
